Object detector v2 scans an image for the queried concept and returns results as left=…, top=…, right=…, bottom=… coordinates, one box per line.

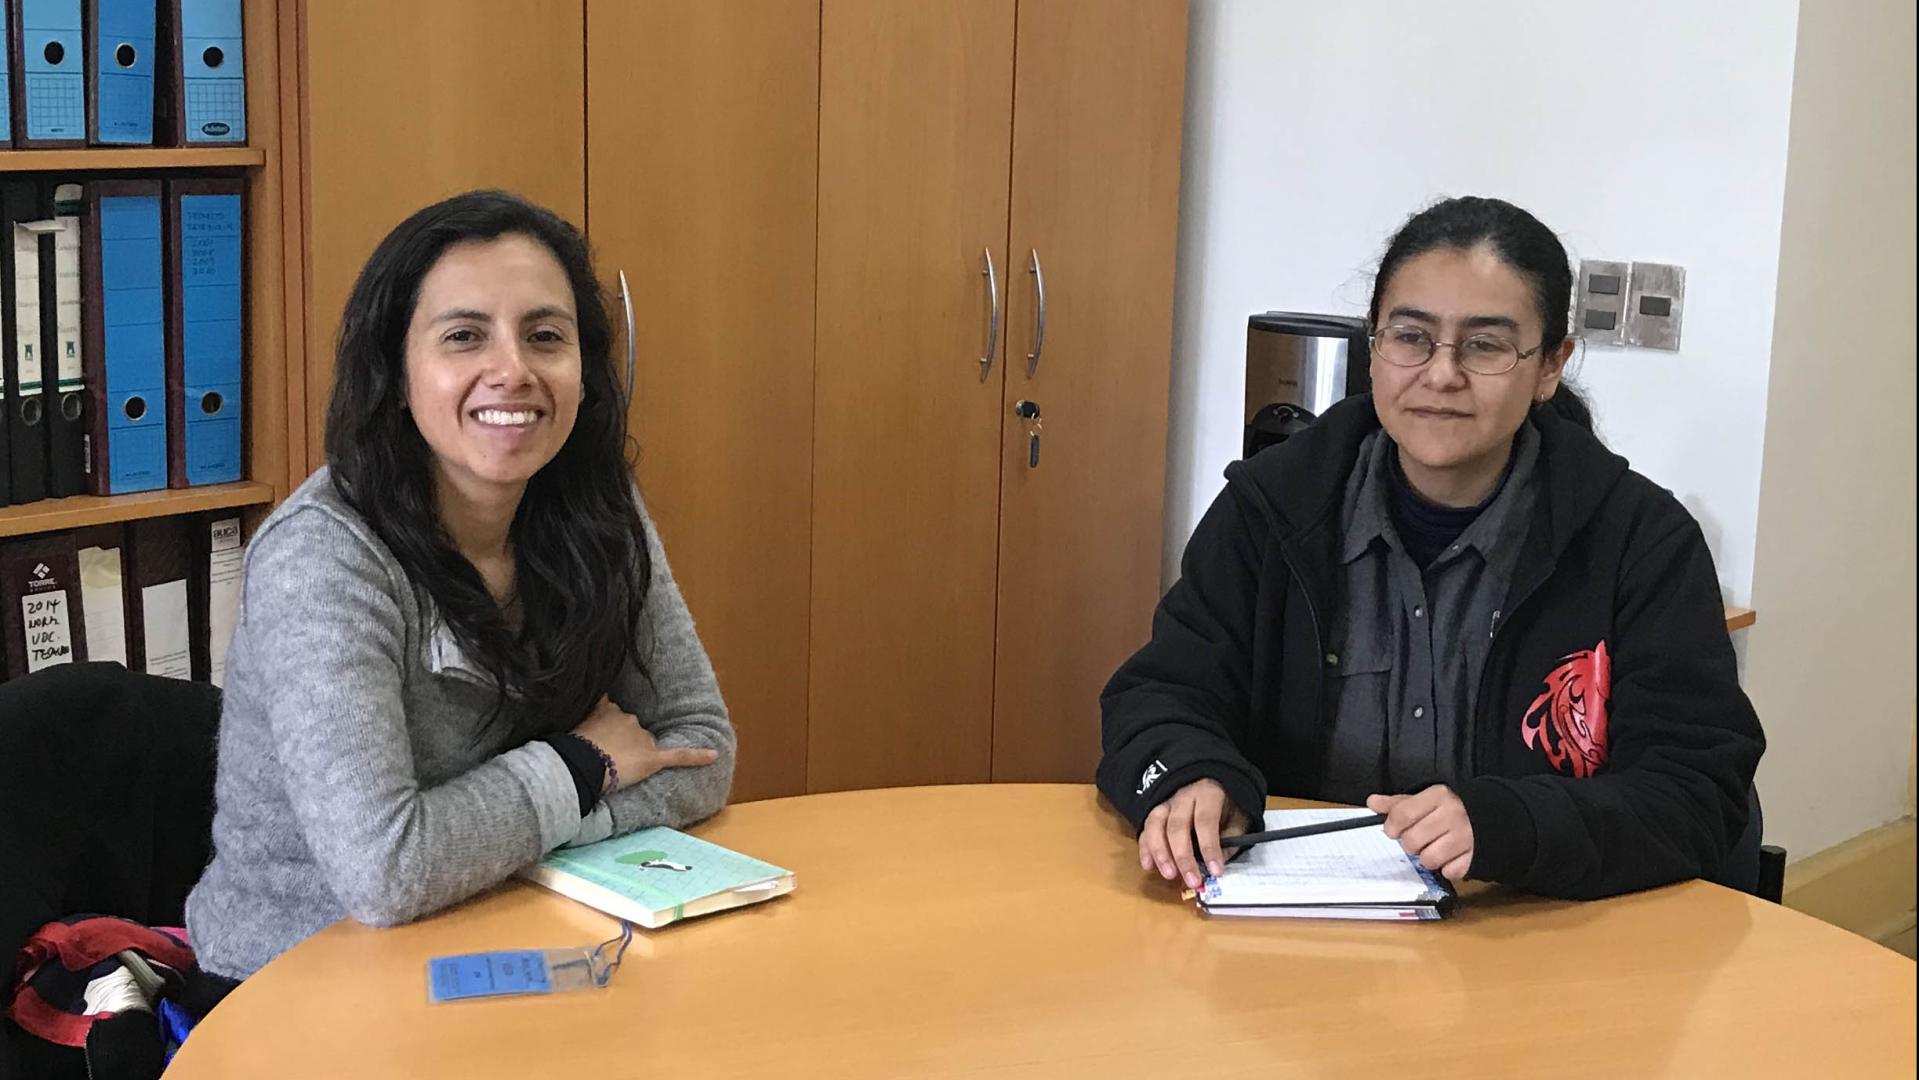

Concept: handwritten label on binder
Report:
left=183, top=203, right=240, bottom=281
left=21, top=592, right=74, bottom=673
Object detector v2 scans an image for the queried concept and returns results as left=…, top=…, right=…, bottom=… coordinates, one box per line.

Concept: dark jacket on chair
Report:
left=1097, top=395, right=1764, bottom=901
left=0, top=662, right=221, bottom=1080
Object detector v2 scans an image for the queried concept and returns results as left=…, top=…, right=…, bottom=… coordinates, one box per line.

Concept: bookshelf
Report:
left=1, top=0, right=295, bottom=540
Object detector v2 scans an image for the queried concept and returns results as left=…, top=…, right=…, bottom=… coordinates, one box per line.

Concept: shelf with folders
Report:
left=3, top=507, right=249, bottom=684
left=0, top=0, right=294, bottom=539
left=1, top=176, right=256, bottom=531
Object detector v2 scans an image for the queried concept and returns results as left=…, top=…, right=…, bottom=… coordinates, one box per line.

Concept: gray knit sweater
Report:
left=184, top=469, right=735, bottom=978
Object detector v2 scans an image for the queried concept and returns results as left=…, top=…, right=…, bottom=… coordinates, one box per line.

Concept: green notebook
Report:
left=519, top=827, right=795, bottom=928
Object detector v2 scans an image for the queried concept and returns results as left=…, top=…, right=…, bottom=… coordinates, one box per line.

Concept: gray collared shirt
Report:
left=1318, top=421, right=1541, bottom=802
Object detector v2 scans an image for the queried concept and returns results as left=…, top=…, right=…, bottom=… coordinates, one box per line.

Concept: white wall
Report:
left=1166, top=0, right=1801, bottom=603
left=1746, top=0, right=1917, bottom=858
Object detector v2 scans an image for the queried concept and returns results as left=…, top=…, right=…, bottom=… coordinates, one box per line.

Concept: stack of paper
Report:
left=1198, top=809, right=1453, bottom=920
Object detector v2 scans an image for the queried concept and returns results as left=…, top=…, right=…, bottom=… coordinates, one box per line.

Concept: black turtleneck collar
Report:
left=1387, top=442, right=1517, bottom=569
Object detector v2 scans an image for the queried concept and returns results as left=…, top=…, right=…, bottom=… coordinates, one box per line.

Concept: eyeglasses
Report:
left=1370, top=324, right=1545, bottom=376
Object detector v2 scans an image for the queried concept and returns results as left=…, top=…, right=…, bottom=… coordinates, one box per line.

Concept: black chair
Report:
left=1756, top=845, right=1787, bottom=904
left=1714, top=784, right=1787, bottom=904
left=0, top=663, right=221, bottom=1080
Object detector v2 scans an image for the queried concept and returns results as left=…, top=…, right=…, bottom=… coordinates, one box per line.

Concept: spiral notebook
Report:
left=1197, top=809, right=1454, bottom=920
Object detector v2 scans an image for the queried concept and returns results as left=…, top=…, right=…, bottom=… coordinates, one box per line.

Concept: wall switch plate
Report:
left=1574, top=259, right=1630, bottom=346
left=1625, top=261, right=1685, bottom=350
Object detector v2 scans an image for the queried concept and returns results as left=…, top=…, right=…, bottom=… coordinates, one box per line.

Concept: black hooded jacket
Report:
left=1097, top=395, right=1764, bottom=900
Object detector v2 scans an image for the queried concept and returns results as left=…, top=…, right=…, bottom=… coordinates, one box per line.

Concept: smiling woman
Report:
left=180, top=192, right=735, bottom=1009
left=404, top=238, right=585, bottom=511
left=1099, top=196, right=1764, bottom=907
left=399, top=236, right=587, bottom=605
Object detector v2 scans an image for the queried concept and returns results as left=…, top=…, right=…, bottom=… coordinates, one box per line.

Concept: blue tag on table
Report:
left=427, top=951, right=553, bottom=1003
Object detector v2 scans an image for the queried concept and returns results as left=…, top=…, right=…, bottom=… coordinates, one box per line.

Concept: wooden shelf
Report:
left=0, top=147, right=267, bottom=173
left=0, top=481, right=276, bottom=538
left=1725, top=606, right=1757, bottom=632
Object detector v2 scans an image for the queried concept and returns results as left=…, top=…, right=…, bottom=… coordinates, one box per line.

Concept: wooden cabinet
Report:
left=297, top=0, right=586, bottom=475
left=810, top=0, right=1185, bottom=790
left=991, top=0, right=1188, bottom=782
left=583, top=0, right=1184, bottom=797
left=586, top=0, right=819, bottom=802
left=272, top=0, right=1186, bottom=799
left=807, top=0, right=1017, bottom=791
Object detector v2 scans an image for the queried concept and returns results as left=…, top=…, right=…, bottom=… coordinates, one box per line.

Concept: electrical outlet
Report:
left=1625, top=262, right=1685, bottom=350
left=1574, top=260, right=1629, bottom=346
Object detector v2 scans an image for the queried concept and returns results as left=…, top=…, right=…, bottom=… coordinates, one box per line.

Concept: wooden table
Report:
left=168, top=785, right=1914, bottom=1078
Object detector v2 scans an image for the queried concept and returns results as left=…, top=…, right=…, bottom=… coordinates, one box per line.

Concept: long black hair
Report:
left=324, top=190, right=649, bottom=740
left=1369, top=195, right=1593, bottom=430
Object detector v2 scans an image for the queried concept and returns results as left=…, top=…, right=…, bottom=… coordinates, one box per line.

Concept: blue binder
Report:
left=1, top=3, right=14, bottom=147
left=16, top=0, right=86, bottom=147
left=81, top=180, right=167, bottom=495
left=87, top=0, right=155, bottom=145
left=168, top=0, right=242, bottom=144
left=164, top=179, right=242, bottom=487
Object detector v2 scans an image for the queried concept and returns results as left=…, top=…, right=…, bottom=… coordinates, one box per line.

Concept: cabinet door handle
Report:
left=1026, top=249, right=1047, bottom=378
left=979, top=248, right=1000, bottom=382
left=617, top=269, right=636, bottom=402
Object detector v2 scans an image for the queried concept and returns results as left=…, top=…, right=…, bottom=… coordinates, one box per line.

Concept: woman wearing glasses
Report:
left=1099, top=196, right=1762, bottom=900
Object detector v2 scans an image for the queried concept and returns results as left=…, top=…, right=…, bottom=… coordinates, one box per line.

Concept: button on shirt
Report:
left=1318, top=421, right=1541, bottom=803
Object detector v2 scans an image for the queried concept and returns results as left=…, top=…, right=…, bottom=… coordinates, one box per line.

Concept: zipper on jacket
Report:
left=1474, top=577, right=1548, bottom=772
left=1281, top=550, right=1327, bottom=720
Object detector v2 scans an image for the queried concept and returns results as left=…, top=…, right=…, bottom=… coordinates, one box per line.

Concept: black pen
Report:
left=1218, top=812, right=1387, bottom=849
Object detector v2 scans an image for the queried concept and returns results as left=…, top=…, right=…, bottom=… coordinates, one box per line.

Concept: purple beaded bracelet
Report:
left=581, top=736, right=618, bottom=796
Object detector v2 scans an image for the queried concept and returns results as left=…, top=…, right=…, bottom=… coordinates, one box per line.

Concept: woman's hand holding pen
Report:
left=1138, top=779, right=1249, bottom=890
left=1367, top=785, right=1475, bottom=881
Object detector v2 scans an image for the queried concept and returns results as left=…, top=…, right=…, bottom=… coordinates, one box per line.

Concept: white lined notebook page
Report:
left=1200, top=809, right=1445, bottom=906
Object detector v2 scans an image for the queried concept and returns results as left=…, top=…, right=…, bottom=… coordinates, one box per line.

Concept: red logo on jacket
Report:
left=1521, top=642, right=1610, bottom=778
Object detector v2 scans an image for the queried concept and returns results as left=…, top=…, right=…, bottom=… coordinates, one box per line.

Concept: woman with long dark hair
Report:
left=1099, top=196, right=1762, bottom=901
left=186, top=191, right=733, bottom=982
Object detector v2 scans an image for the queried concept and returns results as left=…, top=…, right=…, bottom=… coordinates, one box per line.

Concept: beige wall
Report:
left=1907, top=714, right=1915, bottom=818
left=1747, top=0, right=1918, bottom=857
